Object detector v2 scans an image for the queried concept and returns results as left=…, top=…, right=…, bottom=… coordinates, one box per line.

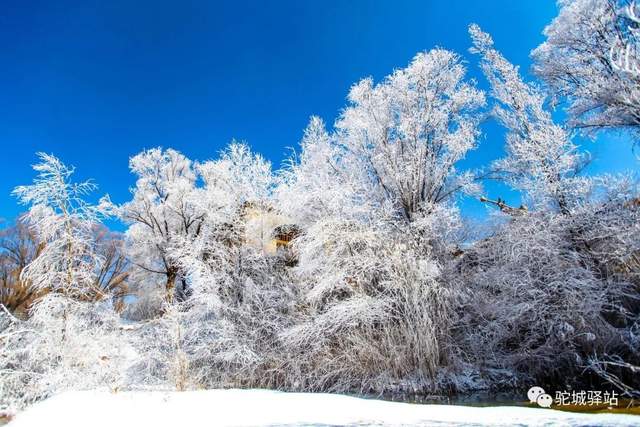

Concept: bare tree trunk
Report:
left=166, top=270, right=176, bottom=304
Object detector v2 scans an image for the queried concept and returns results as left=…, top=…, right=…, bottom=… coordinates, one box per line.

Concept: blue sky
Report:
left=0, top=0, right=637, bottom=227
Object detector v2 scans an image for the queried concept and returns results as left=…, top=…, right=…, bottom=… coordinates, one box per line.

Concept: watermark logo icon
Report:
left=528, top=386, right=553, bottom=408
left=537, top=393, right=554, bottom=408
left=527, top=386, right=545, bottom=404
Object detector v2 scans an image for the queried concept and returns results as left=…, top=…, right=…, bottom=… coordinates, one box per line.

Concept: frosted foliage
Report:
left=140, top=142, right=297, bottom=389
left=12, top=153, right=107, bottom=297
left=470, top=24, right=590, bottom=213
left=280, top=51, right=485, bottom=226
left=532, top=0, right=640, bottom=135
left=453, top=178, right=640, bottom=389
left=271, top=50, right=485, bottom=392
left=277, top=117, right=352, bottom=225
left=281, top=203, right=456, bottom=392
left=0, top=295, right=132, bottom=412
left=336, top=49, right=485, bottom=221
left=198, top=142, right=273, bottom=208
left=120, top=148, right=205, bottom=302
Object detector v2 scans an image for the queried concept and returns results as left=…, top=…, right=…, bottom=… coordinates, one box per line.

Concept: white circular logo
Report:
left=527, top=386, right=546, bottom=404
left=536, top=393, right=553, bottom=408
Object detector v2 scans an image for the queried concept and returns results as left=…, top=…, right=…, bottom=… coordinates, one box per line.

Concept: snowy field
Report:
left=7, top=389, right=640, bottom=427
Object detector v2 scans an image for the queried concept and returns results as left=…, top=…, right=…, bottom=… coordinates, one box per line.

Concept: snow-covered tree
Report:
left=2, top=154, right=132, bottom=412
left=470, top=24, right=590, bottom=214
left=119, top=148, right=204, bottom=303
left=532, top=0, right=640, bottom=137
left=335, top=49, right=485, bottom=222
left=459, top=25, right=640, bottom=394
left=147, top=142, right=295, bottom=390
left=272, top=49, right=486, bottom=393
left=199, top=142, right=273, bottom=208
left=12, top=153, right=108, bottom=299
left=179, top=142, right=276, bottom=293
left=196, top=142, right=275, bottom=254
left=277, top=117, right=349, bottom=226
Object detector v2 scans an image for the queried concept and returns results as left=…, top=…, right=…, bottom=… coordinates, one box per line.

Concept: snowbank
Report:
left=8, top=389, right=639, bottom=427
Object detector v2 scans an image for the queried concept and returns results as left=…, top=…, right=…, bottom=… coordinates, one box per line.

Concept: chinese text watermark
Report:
left=528, top=386, right=619, bottom=408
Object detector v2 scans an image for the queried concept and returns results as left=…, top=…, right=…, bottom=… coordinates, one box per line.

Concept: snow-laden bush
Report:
left=279, top=215, right=454, bottom=394
left=147, top=214, right=456, bottom=395
left=126, top=255, right=300, bottom=391
left=460, top=24, right=640, bottom=394
left=451, top=191, right=640, bottom=391
left=0, top=295, right=133, bottom=412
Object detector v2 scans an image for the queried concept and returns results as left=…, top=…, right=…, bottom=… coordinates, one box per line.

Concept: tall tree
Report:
left=119, top=148, right=204, bottom=303
left=12, top=153, right=107, bottom=299
left=470, top=24, right=590, bottom=214
left=532, top=0, right=640, bottom=137
left=335, top=48, right=486, bottom=222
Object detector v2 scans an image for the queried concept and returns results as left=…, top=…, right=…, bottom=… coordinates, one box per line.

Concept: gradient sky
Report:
left=0, top=0, right=637, bottom=227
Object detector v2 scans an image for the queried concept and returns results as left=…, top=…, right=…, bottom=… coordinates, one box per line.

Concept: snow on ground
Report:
left=8, top=389, right=640, bottom=427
